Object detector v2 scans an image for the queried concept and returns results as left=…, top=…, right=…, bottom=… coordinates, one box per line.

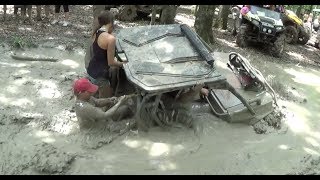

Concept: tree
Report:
left=92, top=5, right=106, bottom=30
left=221, top=5, right=231, bottom=30
left=194, top=5, right=216, bottom=44
left=160, top=5, right=178, bottom=24
left=214, top=5, right=222, bottom=28
left=309, top=5, right=314, bottom=14
left=296, top=5, right=303, bottom=19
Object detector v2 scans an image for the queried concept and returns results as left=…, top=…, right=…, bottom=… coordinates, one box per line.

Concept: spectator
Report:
left=51, top=5, right=70, bottom=26
left=313, top=16, right=320, bottom=32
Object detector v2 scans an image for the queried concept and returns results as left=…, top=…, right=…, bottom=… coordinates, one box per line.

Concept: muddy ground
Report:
left=0, top=5, right=320, bottom=175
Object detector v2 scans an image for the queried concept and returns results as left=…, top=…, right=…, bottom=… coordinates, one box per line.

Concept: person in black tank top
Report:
left=86, top=11, right=126, bottom=98
left=87, top=30, right=110, bottom=79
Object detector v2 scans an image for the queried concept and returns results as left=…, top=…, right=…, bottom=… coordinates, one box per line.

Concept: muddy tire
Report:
left=236, top=24, right=249, bottom=47
left=118, top=5, right=137, bottom=21
left=284, top=25, right=298, bottom=44
left=269, top=34, right=285, bottom=58
left=297, top=30, right=310, bottom=45
left=136, top=11, right=150, bottom=19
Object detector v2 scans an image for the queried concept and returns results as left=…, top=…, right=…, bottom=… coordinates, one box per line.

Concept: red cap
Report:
left=73, top=78, right=98, bottom=94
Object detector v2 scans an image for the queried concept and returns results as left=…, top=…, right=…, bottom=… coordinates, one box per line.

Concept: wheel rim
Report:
left=285, top=30, right=294, bottom=43
left=127, top=9, right=132, bottom=15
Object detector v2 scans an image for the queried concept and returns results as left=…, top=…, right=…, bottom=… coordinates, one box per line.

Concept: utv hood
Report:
left=115, top=24, right=225, bottom=93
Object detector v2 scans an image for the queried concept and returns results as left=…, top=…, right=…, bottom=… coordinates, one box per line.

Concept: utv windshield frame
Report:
left=250, top=5, right=281, bottom=20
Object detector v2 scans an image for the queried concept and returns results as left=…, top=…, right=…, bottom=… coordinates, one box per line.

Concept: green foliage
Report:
left=12, top=36, right=26, bottom=49
left=285, top=5, right=319, bottom=13
left=11, top=36, right=38, bottom=49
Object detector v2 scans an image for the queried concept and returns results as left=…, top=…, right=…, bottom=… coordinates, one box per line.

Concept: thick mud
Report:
left=1, top=5, right=320, bottom=175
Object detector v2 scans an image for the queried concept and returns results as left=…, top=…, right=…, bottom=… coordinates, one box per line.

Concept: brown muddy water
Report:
left=0, top=46, right=319, bottom=174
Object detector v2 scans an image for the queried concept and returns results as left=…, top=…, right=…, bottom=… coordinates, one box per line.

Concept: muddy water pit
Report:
left=0, top=46, right=320, bottom=174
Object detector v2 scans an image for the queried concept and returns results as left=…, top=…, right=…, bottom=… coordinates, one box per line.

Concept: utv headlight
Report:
left=252, top=19, right=260, bottom=27
left=276, top=26, right=283, bottom=31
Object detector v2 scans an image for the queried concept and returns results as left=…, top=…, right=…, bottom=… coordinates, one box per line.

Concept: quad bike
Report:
left=236, top=5, right=286, bottom=57
left=281, top=9, right=311, bottom=45
left=109, top=24, right=276, bottom=131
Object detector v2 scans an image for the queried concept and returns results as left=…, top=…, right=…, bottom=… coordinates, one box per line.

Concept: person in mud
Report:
left=86, top=11, right=126, bottom=98
left=73, top=78, right=134, bottom=130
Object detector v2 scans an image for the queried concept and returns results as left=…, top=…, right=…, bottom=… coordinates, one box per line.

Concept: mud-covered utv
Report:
left=112, top=24, right=276, bottom=130
left=236, top=5, right=286, bottom=58
left=281, top=9, right=311, bottom=45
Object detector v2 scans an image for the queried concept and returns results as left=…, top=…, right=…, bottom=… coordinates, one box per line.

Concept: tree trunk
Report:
left=194, top=5, right=216, bottom=44
left=221, top=5, right=230, bottom=30
left=214, top=5, right=222, bottom=28
left=3, top=5, right=7, bottom=21
left=150, top=5, right=157, bottom=25
left=160, top=5, right=177, bottom=24
left=92, top=5, right=106, bottom=30
left=309, top=5, right=313, bottom=14
left=296, top=5, right=303, bottom=19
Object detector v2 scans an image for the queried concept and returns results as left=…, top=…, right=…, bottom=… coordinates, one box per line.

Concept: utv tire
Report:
left=297, top=29, right=310, bottom=45
left=269, top=34, right=285, bottom=58
left=236, top=24, right=249, bottom=47
left=284, top=25, right=298, bottom=44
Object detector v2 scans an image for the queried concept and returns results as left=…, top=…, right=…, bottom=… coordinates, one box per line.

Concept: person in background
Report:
left=313, top=16, right=320, bottom=32
left=307, top=13, right=313, bottom=24
left=51, top=5, right=70, bottom=27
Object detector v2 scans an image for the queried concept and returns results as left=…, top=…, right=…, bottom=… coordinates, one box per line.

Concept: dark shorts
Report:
left=55, top=5, right=69, bottom=13
left=87, top=75, right=110, bottom=88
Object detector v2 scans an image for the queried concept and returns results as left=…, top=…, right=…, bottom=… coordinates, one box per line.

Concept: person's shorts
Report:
left=55, top=5, right=69, bottom=13
left=87, top=75, right=110, bottom=88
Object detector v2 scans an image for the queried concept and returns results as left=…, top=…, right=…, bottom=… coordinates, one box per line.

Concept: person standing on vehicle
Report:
left=87, top=11, right=126, bottom=98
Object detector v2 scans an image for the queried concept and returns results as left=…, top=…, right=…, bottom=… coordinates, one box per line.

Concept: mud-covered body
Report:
left=114, top=24, right=275, bottom=128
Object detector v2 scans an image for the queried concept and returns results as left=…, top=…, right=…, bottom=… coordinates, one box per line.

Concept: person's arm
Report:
left=199, top=87, right=210, bottom=100
left=106, top=35, right=125, bottom=67
left=84, top=96, right=127, bottom=122
left=90, top=96, right=118, bottom=107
